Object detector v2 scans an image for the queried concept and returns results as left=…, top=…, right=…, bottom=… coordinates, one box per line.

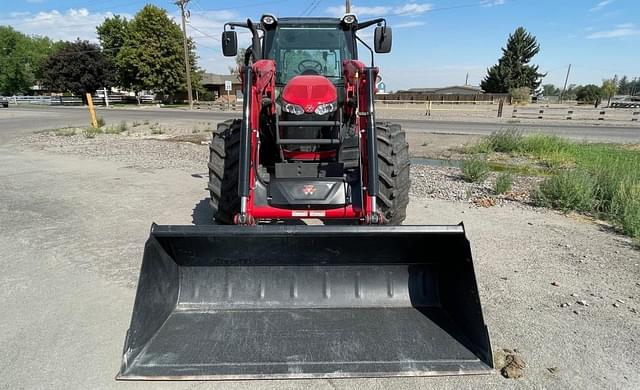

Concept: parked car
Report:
left=0, top=96, right=9, bottom=108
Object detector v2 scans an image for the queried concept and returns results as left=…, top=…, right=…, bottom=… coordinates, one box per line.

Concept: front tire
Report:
left=376, top=123, right=410, bottom=225
left=207, top=119, right=241, bottom=224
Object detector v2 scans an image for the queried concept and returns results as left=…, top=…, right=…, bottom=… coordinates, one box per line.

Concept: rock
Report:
left=617, top=299, right=625, bottom=304
left=551, top=282, right=560, bottom=287
left=547, top=367, right=560, bottom=374
left=613, top=303, right=620, bottom=308
left=573, top=310, right=579, bottom=315
left=570, top=293, right=578, bottom=297
left=615, top=250, right=620, bottom=254
left=577, top=300, right=589, bottom=306
left=527, top=222, right=533, bottom=225
left=501, top=354, right=526, bottom=379
left=560, top=302, right=571, bottom=308
left=500, top=277, right=508, bottom=280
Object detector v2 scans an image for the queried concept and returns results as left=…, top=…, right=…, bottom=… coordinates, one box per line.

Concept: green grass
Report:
left=104, top=121, right=128, bottom=134
left=83, top=126, right=103, bottom=138
left=468, top=129, right=640, bottom=240
left=494, top=172, right=514, bottom=194
left=461, top=157, right=490, bottom=183
left=151, top=125, right=165, bottom=135
left=54, top=128, right=76, bottom=136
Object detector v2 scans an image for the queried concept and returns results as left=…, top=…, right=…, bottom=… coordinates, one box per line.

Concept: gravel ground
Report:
left=410, top=164, right=542, bottom=206
left=20, top=131, right=543, bottom=208
left=3, top=128, right=640, bottom=389
left=20, top=132, right=209, bottom=172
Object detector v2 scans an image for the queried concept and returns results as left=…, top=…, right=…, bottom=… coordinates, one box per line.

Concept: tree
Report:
left=576, top=84, right=601, bottom=104
left=115, top=5, right=200, bottom=100
left=229, top=48, right=247, bottom=74
left=97, top=15, right=129, bottom=85
left=509, top=86, right=531, bottom=104
left=601, top=79, right=616, bottom=106
left=41, top=40, right=115, bottom=97
left=481, top=27, right=545, bottom=93
left=542, top=84, right=560, bottom=96
left=0, top=26, right=60, bottom=95
left=618, top=76, right=630, bottom=94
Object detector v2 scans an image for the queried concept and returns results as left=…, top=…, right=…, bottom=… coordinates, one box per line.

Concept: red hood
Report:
left=281, top=75, right=337, bottom=114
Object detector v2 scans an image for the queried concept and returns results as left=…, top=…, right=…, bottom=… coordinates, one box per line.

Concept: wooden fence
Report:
left=512, top=107, right=640, bottom=122
left=10, top=94, right=155, bottom=106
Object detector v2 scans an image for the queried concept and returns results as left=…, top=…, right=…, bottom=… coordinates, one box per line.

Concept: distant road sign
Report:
left=225, top=81, right=232, bottom=91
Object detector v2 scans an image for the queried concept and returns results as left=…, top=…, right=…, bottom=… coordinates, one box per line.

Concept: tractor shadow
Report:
left=192, top=198, right=310, bottom=226
left=192, top=198, right=216, bottom=225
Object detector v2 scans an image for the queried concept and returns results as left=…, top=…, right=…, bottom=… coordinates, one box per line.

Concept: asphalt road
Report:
left=1, top=106, right=639, bottom=144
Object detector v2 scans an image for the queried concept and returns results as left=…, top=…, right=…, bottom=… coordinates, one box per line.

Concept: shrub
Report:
left=83, top=126, right=103, bottom=138
left=96, top=117, right=106, bottom=128
left=494, top=172, right=514, bottom=194
left=488, top=129, right=523, bottom=153
left=509, top=87, right=531, bottom=105
left=54, top=128, right=76, bottom=136
left=461, top=157, right=490, bottom=183
left=610, top=181, right=640, bottom=238
left=576, top=84, right=601, bottom=104
left=534, top=170, right=595, bottom=212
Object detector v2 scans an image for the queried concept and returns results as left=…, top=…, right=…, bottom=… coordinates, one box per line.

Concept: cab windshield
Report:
left=266, top=26, right=354, bottom=85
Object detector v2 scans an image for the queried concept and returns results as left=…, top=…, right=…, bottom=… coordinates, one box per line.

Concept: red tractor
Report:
left=209, top=14, right=409, bottom=225
left=118, top=14, right=492, bottom=381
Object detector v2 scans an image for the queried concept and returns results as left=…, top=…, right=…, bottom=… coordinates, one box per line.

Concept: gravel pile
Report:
left=410, top=164, right=543, bottom=208
left=21, top=133, right=209, bottom=172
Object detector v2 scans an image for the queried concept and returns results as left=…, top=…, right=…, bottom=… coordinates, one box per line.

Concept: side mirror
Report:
left=374, top=26, right=392, bottom=53
left=221, top=31, right=238, bottom=57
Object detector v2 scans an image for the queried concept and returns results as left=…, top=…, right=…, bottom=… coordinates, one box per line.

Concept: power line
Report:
left=198, top=0, right=288, bottom=12
left=188, top=23, right=220, bottom=41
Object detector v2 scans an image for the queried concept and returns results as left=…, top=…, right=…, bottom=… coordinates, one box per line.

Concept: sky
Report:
left=1, top=0, right=639, bottom=91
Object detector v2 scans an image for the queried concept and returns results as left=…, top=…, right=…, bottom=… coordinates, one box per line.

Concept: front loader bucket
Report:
left=118, top=224, right=493, bottom=380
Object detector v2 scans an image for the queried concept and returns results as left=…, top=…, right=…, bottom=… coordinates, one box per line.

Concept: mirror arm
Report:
left=355, top=35, right=374, bottom=67
left=357, top=18, right=386, bottom=31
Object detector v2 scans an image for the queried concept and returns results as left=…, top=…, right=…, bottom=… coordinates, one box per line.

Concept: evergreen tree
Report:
left=481, top=27, right=545, bottom=93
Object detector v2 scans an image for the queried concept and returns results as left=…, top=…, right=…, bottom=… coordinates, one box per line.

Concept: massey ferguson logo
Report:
left=305, top=104, right=314, bottom=113
left=302, top=185, right=316, bottom=195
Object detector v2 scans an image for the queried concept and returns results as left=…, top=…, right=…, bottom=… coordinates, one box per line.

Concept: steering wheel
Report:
left=297, top=59, right=323, bottom=75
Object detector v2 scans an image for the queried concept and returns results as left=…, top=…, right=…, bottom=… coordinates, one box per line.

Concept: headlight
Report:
left=314, top=101, right=338, bottom=115
left=283, top=103, right=304, bottom=115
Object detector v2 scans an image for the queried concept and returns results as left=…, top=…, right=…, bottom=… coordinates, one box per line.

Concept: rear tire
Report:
left=376, top=123, right=410, bottom=225
left=208, top=119, right=241, bottom=224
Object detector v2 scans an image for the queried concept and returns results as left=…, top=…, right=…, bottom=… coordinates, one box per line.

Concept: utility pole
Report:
left=176, top=0, right=194, bottom=110
left=346, top=0, right=351, bottom=13
left=559, top=64, right=571, bottom=104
